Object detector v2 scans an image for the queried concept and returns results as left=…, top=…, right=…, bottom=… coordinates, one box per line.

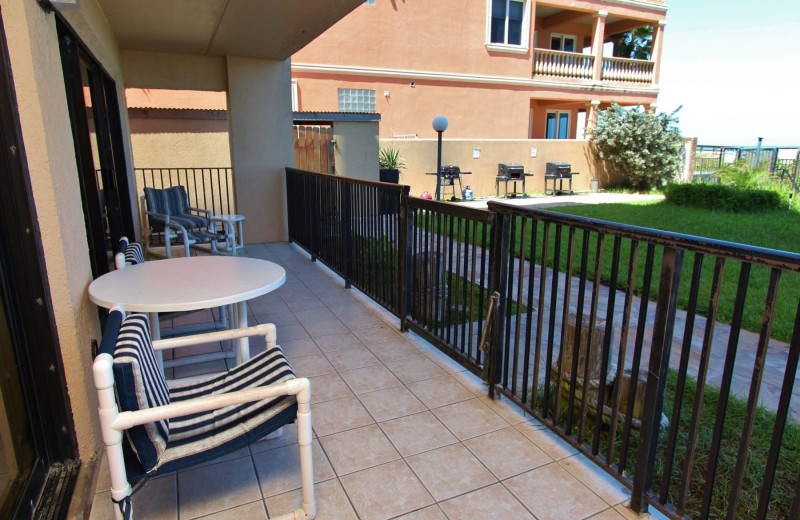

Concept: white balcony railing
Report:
left=532, top=49, right=655, bottom=85
left=601, top=56, right=654, bottom=83
left=532, top=49, right=594, bottom=80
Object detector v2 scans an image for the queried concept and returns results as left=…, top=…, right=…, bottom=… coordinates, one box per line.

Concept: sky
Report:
left=657, top=0, right=800, bottom=147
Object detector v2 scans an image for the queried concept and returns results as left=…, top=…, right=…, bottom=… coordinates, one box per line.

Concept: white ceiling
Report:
left=97, top=0, right=364, bottom=59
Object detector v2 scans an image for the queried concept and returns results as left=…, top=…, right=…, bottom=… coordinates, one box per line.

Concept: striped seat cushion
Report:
left=153, top=346, right=298, bottom=474
left=112, top=314, right=170, bottom=473
left=125, top=242, right=144, bottom=265
left=144, top=186, right=209, bottom=232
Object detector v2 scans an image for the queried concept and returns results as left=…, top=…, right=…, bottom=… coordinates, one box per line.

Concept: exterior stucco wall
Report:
left=380, top=138, right=622, bottom=198
left=227, top=57, right=294, bottom=244
left=1, top=0, right=130, bottom=462
left=332, top=121, right=379, bottom=180
left=128, top=117, right=231, bottom=168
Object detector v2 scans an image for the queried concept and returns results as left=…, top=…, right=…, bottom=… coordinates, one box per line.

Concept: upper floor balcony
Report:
left=533, top=49, right=655, bottom=84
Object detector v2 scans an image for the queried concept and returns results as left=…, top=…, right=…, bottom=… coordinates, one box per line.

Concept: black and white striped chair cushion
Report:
left=153, top=347, right=298, bottom=473
left=125, top=242, right=144, bottom=265
left=112, top=314, right=170, bottom=473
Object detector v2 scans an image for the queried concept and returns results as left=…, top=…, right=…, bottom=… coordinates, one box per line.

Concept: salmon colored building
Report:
left=292, top=0, right=667, bottom=140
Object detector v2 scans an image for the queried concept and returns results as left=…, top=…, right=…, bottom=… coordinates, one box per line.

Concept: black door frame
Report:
left=0, top=7, right=79, bottom=518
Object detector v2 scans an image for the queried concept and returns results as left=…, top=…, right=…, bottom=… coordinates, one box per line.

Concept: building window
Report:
left=487, top=0, right=530, bottom=51
left=364, top=0, right=374, bottom=4
left=550, top=33, right=577, bottom=52
left=338, top=88, right=375, bottom=112
left=546, top=110, right=571, bottom=139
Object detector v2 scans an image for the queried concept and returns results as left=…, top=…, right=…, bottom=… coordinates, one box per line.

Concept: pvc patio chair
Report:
left=114, top=237, right=229, bottom=341
left=141, top=186, right=232, bottom=258
left=93, top=308, right=315, bottom=520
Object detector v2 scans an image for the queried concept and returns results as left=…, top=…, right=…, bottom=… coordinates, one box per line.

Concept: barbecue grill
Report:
left=426, top=165, right=472, bottom=200
left=496, top=163, right=533, bottom=198
left=545, top=162, right=575, bottom=195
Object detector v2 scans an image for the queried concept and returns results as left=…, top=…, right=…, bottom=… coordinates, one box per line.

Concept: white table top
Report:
left=88, top=256, right=285, bottom=312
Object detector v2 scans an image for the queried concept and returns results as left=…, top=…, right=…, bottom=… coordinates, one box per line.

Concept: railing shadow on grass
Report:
left=286, top=167, right=800, bottom=520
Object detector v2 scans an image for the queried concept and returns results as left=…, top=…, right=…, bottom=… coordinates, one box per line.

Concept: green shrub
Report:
left=715, top=160, right=771, bottom=189
left=663, top=183, right=784, bottom=212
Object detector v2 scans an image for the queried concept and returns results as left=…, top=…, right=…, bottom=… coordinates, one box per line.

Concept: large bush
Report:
left=589, top=103, right=684, bottom=191
left=663, top=183, right=784, bottom=213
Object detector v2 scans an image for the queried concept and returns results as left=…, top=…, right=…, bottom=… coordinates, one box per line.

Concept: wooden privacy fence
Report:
left=293, top=125, right=334, bottom=174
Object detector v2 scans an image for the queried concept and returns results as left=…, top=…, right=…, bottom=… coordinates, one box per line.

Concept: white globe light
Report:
left=432, top=115, right=449, bottom=132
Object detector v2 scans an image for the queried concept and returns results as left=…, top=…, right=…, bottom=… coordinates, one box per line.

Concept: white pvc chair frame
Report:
left=93, top=309, right=316, bottom=520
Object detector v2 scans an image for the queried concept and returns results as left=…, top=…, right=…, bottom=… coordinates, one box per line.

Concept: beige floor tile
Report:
left=289, top=354, right=336, bottom=378
left=313, top=331, right=365, bottom=353
left=95, top=455, right=111, bottom=493
left=275, top=323, right=310, bottom=341
left=352, top=325, right=405, bottom=345
left=338, top=312, right=387, bottom=330
left=439, top=483, right=535, bottom=520
left=312, top=396, right=374, bottom=436
left=393, top=505, right=449, bottom=520
left=612, top=503, right=670, bottom=520
left=366, top=339, right=423, bottom=363
left=504, top=463, right=607, bottom=520
left=325, top=346, right=381, bottom=372
left=406, top=443, right=497, bottom=501
left=379, top=411, right=458, bottom=457
left=339, top=365, right=403, bottom=395
left=304, top=318, right=350, bottom=338
left=250, top=423, right=299, bottom=455
left=340, top=460, right=434, bottom=520
left=515, top=421, right=578, bottom=460
left=422, top=348, right=469, bottom=374
left=450, top=370, right=491, bottom=396
left=280, top=338, right=321, bottom=359
left=253, top=311, right=299, bottom=326
left=464, top=427, right=552, bottom=480
left=406, top=374, right=475, bottom=409
left=192, top=445, right=252, bottom=469
left=308, top=373, right=354, bottom=404
left=358, top=386, right=427, bottom=422
left=90, top=475, right=177, bottom=520
left=319, top=424, right=401, bottom=475
left=265, top=478, right=358, bottom=520
left=479, top=394, right=530, bottom=425
left=197, top=500, right=268, bottom=519
left=589, top=509, right=629, bottom=520
left=432, top=398, right=509, bottom=440
left=385, top=355, right=447, bottom=384
left=252, top=440, right=334, bottom=498
left=178, top=458, right=261, bottom=519
left=293, top=307, right=336, bottom=324
left=560, top=453, right=631, bottom=506
left=172, top=359, right=228, bottom=380
left=286, top=296, right=326, bottom=312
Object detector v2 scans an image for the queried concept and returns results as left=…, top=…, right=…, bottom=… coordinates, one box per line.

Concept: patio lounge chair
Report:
left=141, top=186, right=231, bottom=258
left=93, top=309, right=315, bottom=520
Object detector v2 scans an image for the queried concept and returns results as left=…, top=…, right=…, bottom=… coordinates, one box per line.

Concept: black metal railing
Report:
left=487, top=201, right=800, bottom=520
left=134, top=167, right=235, bottom=216
left=286, top=168, right=800, bottom=520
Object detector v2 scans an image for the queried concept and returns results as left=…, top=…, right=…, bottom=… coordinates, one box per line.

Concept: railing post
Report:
left=398, top=187, right=411, bottom=331
left=309, top=175, right=319, bottom=261
left=485, top=205, right=510, bottom=399
left=343, top=182, right=353, bottom=288
left=630, top=246, right=684, bottom=513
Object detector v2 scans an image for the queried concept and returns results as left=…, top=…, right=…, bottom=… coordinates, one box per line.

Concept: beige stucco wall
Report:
left=1, top=0, right=132, bottom=462
left=128, top=117, right=232, bottom=168
left=332, top=120, right=379, bottom=180
left=381, top=138, right=621, bottom=198
left=227, top=57, right=294, bottom=243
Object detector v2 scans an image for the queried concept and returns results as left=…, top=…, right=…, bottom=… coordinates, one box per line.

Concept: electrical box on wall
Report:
left=473, top=148, right=480, bottom=159
left=530, top=147, right=538, bottom=158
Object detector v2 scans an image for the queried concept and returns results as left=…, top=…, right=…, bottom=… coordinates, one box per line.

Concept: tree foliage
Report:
left=589, top=102, right=684, bottom=191
left=611, top=26, right=653, bottom=60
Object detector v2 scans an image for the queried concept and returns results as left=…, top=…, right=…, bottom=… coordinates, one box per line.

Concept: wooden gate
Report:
left=293, top=125, right=334, bottom=174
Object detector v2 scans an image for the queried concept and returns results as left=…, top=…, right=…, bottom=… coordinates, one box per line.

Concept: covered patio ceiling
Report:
left=97, top=0, right=364, bottom=59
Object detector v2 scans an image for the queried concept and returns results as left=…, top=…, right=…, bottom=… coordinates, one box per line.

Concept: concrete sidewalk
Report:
left=455, top=192, right=664, bottom=210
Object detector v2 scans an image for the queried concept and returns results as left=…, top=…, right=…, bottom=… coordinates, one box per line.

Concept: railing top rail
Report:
left=135, top=167, right=232, bottom=170
left=286, top=167, right=410, bottom=193
left=602, top=56, right=654, bottom=65
left=487, top=201, right=800, bottom=272
left=408, top=196, right=493, bottom=223
left=533, top=48, right=592, bottom=58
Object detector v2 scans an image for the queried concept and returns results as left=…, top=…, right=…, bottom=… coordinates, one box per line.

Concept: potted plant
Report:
left=379, top=147, right=406, bottom=183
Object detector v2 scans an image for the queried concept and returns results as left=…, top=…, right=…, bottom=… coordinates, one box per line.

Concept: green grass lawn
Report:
left=523, top=200, right=800, bottom=343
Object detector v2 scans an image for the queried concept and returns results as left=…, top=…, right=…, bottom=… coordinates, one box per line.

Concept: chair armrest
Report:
left=112, top=377, right=309, bottom=430
left=152, top=323, right=276, bottom=352
left=210, top=216, right=235, bottom=236
left=189, top=207, right=213, bottom=218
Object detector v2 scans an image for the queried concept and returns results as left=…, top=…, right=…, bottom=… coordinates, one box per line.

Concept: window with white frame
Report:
left=487, top=0, right=530, bottom=51
left=550, top=33, right=577, bottom=52
left=338, top=88, right=376, bottom=112
left=545, top=110, right=571, bottom=139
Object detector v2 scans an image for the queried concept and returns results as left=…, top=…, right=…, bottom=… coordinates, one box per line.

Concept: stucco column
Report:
left=586, top=100, right=601, bottom=138
left=226, top=56, right=294, bottom=243
left=591, top=11, right=607, bottom=82
left=651, top=21, right=666, bottom=84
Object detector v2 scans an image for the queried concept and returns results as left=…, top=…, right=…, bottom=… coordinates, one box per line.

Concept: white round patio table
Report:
left=89, top=256, right=285, bottom=365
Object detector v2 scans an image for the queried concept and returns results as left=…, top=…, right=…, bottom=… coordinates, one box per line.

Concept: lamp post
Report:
left=432, top=116, right=448, bottom=201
